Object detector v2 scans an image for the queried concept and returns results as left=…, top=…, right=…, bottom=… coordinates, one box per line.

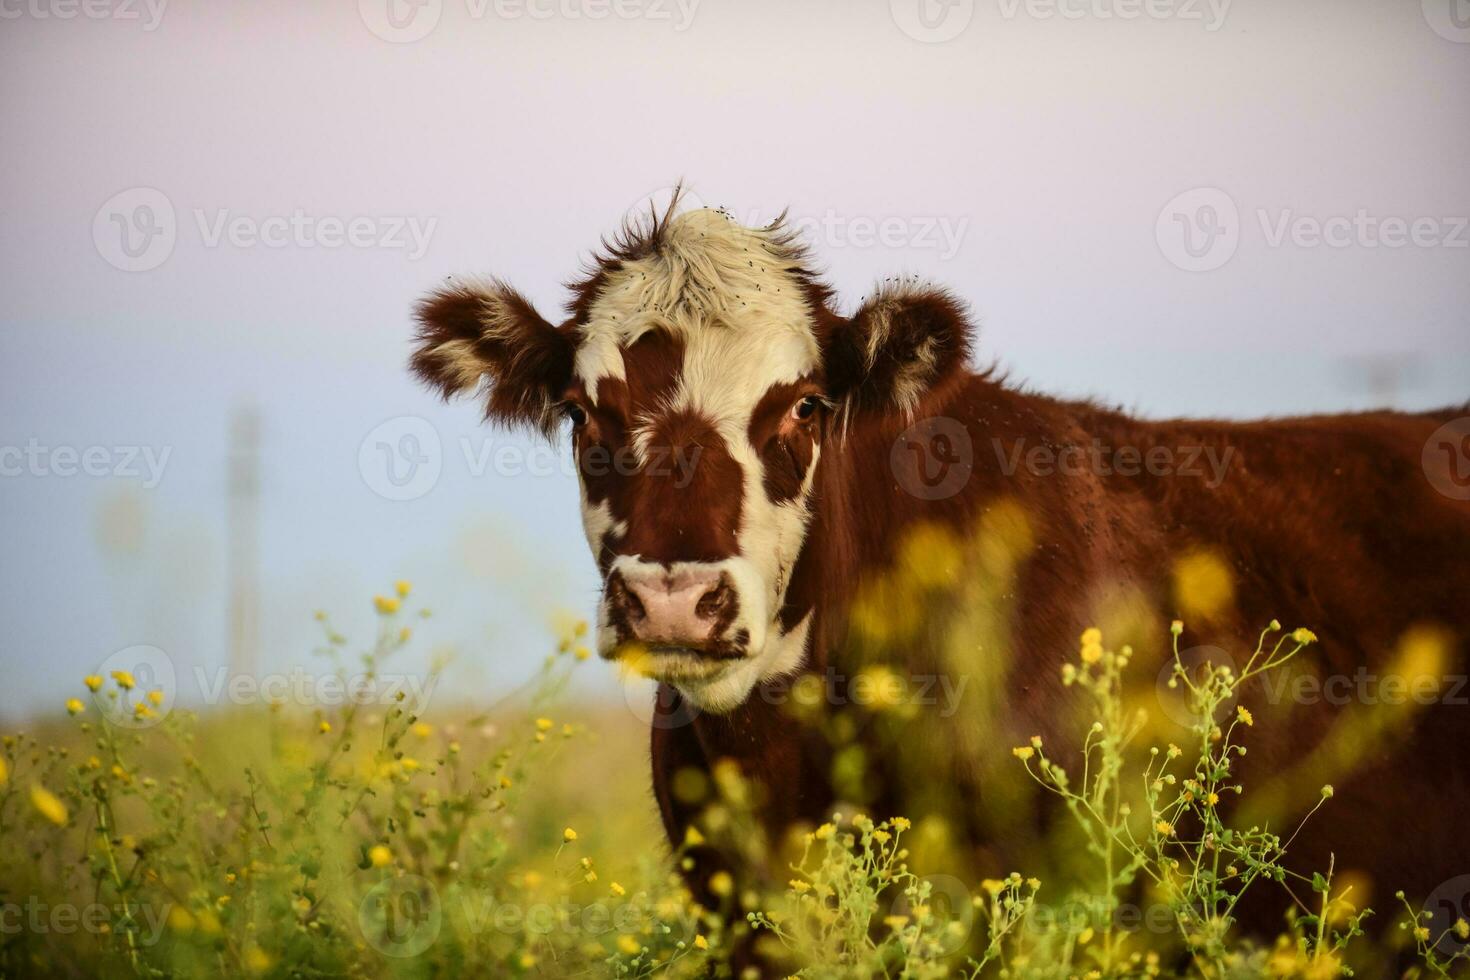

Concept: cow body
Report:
left=410, top=197, right=1469, bottom=954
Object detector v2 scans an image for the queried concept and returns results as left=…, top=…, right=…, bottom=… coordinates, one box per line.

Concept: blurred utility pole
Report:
left=1340, top=353, right=1426, bottom=409
left=227, top=406, right=261, bottom=681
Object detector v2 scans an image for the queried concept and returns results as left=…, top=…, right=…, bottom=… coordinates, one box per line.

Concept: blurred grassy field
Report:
left=2, top=584, right=1465, bottom=979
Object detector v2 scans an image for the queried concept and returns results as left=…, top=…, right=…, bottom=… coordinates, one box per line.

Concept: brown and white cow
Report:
left=411, top=197, right=1470, bottom=952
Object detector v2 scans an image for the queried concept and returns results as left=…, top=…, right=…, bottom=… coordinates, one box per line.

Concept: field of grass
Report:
left=2, top=585, right=1467, bottom=979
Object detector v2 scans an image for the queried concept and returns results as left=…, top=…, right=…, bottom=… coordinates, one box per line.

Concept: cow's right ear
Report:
left=823, top=283, right=973, bottom=419
left=411, top=278, right=575, bottom=436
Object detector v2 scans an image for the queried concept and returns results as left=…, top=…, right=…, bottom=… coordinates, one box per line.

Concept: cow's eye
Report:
left=564, top=403, right=588, bottom=427
left=792, top=395, right=821, bottom=421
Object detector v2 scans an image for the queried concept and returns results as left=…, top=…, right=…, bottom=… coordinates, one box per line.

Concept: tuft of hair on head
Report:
left=824, top=279, right=974, bottom=421
left=410, top=276, right=575, bottom=437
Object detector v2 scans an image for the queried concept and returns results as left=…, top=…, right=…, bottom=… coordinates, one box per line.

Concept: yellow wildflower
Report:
left=147, top=690, right=165, bottom=706
left=1236, top=705, right=1254, bottom=727
left=683, top=825, right=705, bottom=847
left=562, top=827, right=578, bottom=842
left=708, top=871, right=733, bottom=897
left=789, top=879, right=811, bottom=894
left=609, top=882, right=626, bottom=897
left=318, top=720, right=331, bottom=734
left=373, top=595, right=400, bottom=615
left=693, top=934, right=709, bottom=950
left=65, top=698, right=85, bottom=716
left=84, top=675, right=103, bottom=692
left=535, top=717, right=554, bottom=732
left=412, top=722, right=433, bottom=739
left=813, top=822, right=835, bottom=840
left=30, top=785, right=68, bottom=825
left=111, top=670, right=135, bottom=690
left=892, top=817, right=911, bottom=831
left=395, top=579, right=412, bottom=597
left=1155, top=820, right=1174, bottom=837
left=1292, top=627, right=1318, bottom=644
left=1080, top=627, right=1102, bottom=647
left=368, top=845, right=392, bottom=868
left=617, top=934, right=641, bottom=955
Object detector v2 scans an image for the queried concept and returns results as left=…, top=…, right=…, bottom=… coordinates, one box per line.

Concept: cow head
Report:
left=410, top=201, right=971, bottom=712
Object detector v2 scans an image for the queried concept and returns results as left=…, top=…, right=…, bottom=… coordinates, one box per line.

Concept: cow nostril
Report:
left=607, top=573, right=646, bottom=622
left=695, top=579, right=734, bottom=620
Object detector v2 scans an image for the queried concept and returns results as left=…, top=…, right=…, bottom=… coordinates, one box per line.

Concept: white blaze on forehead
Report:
left=575, top=208, right=820, bottom=401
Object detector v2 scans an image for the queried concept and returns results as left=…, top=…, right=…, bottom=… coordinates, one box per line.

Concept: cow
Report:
left=409, top=195, right=1470, bottom=967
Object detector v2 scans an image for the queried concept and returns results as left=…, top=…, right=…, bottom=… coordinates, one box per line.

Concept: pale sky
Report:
left=2, top=0, right=1467, bottom=719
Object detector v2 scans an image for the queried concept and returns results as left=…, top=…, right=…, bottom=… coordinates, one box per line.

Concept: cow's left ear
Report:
left=823, top=284, right=973, bottom=417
